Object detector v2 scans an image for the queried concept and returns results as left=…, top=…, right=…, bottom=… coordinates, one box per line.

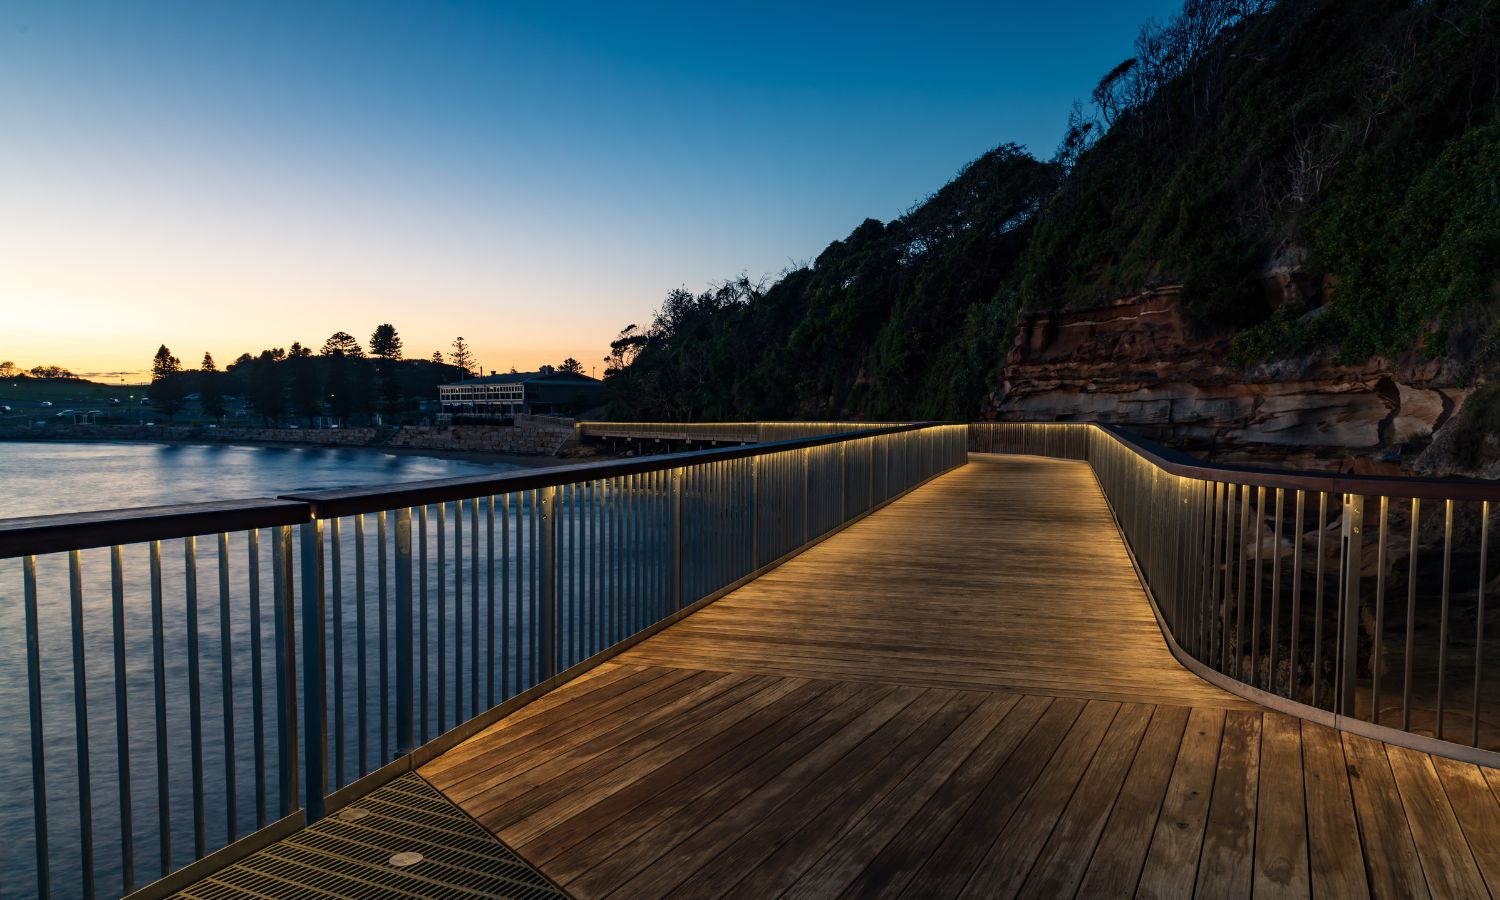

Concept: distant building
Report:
left=438, top=370, right=603, bottom=418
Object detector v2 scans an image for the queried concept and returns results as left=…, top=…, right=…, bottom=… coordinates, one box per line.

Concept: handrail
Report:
left=972, top=421, right=1499, bottom=769
left=1093, top=423, right=1500, bottom=501
left=1, top=420, right=966, bottom=899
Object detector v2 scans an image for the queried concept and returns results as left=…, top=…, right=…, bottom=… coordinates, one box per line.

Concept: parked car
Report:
left=39, top=401, right=52, bottom=407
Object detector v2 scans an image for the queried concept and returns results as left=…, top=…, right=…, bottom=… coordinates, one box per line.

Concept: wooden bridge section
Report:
left=422, top=455, right=1500, bottom=899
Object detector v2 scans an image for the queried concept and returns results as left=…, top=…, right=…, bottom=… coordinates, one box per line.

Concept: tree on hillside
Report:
left=558, top=357, right=584, bottom=374
left=288, top=347, right=322, bottom=423
left=369, top=324, right=404, bottom=420
left=149, top=344, right=187, bottom=421
left=200, top=352, right=226, bottom=423
left=321, top=331, right=364, bottom=358
left=0, top=361, right=17, bottom=379
left=449, top=336, right=476, bottom=378
left=248, top=350, right=287, bottom=425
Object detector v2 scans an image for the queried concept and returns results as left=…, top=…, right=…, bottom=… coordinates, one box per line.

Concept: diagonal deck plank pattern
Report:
left=422, top=454, right=1500, bottom=898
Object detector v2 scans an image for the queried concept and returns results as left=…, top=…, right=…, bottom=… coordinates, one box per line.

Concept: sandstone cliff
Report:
left=985, top=286, right=1479, bottom=475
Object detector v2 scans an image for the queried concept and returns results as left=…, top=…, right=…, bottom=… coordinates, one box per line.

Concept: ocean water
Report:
left=0, top=440, right=510, bottom=519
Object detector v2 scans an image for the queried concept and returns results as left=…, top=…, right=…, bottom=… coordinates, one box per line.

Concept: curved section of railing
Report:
left=972, top=422, right=1500, bottom=769
left=576, top=421, right=913, bottom=444
left=0, top=422, right=964, bottom=899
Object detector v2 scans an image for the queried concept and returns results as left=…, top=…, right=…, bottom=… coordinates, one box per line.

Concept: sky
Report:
left=0, top=0, right=1178, bottom=382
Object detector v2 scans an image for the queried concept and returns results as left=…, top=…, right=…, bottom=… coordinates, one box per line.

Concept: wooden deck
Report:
left=422, top=455, right=1500, bottom=899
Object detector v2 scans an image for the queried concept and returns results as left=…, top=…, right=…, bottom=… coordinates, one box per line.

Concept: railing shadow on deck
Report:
left=972, top=422, right=1500, bottom=771
left=0, top=422, right=964, bottom=899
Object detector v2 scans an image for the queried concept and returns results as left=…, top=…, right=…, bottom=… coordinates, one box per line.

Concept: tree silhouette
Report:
left=369, top=324, right=404, bottom=420
left=558, top=357, right=584, bottom=373
left=149, top=345, right=187, bottom=421
left=321, top=331, right=364, bottom=358
left=449, top=336, right=476, bottom=378
left=200, top=352, right=226, bottom=423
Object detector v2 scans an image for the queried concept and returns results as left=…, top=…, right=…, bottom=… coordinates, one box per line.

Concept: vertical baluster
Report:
left=1220, top=484, right=1236, bottom=673
left=563, top=485, right=573, bottom=666
left=471, top=495, right=480, bottom=717
left=541, top=486, right=557, bottom=679
left=23, top=556, right=51, bottom=898
left=487, top=495, right=496, bottom=709
left=1339, top=495, right=1365, bottom=718
left=1371, top=497, right=1389, bottom=724
left=67, top=551, right=96, bottom=896
left=1208, top=483, right=1224, bottom=670
left=247, top=530, right=267, bottom=829
left=1403, top=498, right=1420, bottom=731
left=530, top=490, right=539, bottom=685
left=419, top=505, right=429, bottom=743
left=501, top=494, right=511, bottom=699
left=330, top=518, right=344, bottom=788
left=355, top=515, right=368, bottom=776
left=217, top=533, right=237, bottom=841
left=299, top=520, right=327, bottom=822
left=1289, top=492, right=1305, bottom=701
left=594, top=481, right=604, bottom=654
left=270, top=528, right=297, bottom=821
left=1269, top=489, right=1283, bottom=694
left=184, top=536, right=205, bottom=858
left=110, top=545, right=135, bottom=890
left=444, top=501, right=453, bottom=732
left=1473, top=501, right=1490, bottom=748
left=1251, top=486, right=1265, bottom=688
left=1437, top=498, right=1453, bottom=740
left=395, top=508, right=414, bottom=757
left=1313, top=493, right=1327, bottom=708
left=377, top=510, right=389, bottom=764
left=1235, top=486, right=1250, bottom=680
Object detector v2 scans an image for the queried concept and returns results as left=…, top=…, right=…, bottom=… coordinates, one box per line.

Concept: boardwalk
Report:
left=422, top=455, right=1500, bottom=899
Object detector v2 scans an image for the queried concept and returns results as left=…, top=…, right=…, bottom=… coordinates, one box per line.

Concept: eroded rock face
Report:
left=985, top=287, right=1472, bottom=472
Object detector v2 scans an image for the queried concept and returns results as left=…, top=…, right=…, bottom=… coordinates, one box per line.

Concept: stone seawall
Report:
left=0, top=417, right=578, bottom=456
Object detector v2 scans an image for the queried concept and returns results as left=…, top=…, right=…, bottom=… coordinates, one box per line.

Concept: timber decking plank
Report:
left=607, top=685, right=932, bottom=899
left=563, top=681, right=892, bottom=897
left=518, top=674, right=824, bottom=868
left=431, top=667, right=713, bottom=805
left=1300, top=721, right=1370, bottom=899
left=715, top=690, right=992, bottom=900
left=453, top=670, right=759, bottom=824
left=879, top=697, right=1088, bottom=899
left=1430, top=755, right=1500, bottom=895
left=1135, top=706, right=1227, bottom=900
left=1013, top=702, right=1156, bottom=899
left=1194, top=709, right=1262, bottom=898
left=1385, top=743, right=1490, bottom=899
left=781, top=694, right=1054, bottom=900
left=1343, top=733, right=1432, bottom=899
left=1254, top=713, right=1311, bottom=898
left=671, top=689, right=979, bottom=900
left=1073, top=704, right=1192, bottom=898
left=956, top=700, right=1137, bottom=899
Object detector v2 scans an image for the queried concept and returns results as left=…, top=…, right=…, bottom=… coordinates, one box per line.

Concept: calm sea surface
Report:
left=0, top=440, right=512, bottom=519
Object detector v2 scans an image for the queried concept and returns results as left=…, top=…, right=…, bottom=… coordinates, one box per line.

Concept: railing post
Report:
left=671, top=469, right=684, bottom=608
left=750, top=457, right=760, bottom=569
left=1338, top=494, right=1364, bottom=718
left=271, top=525, right=298, bottom=820
left=802, top=447, right=811, bottom=544
left=299, top=518, right=327, bottom=822
left=394, top=507, right=414, bottom=756
left=540, top=486, right=557, bottom=679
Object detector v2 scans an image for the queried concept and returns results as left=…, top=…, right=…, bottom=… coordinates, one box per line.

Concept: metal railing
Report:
left=973, top=422, right=1500, bottom=767
left=0, top=422, right=965, bottom=899
left=576, top=421, right=911, bottom=444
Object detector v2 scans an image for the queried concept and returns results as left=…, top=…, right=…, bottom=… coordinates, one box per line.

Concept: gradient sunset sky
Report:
left=2, top=1, right=1177, bottom=382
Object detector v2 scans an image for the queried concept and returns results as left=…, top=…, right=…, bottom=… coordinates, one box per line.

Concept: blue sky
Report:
left=0, top=0, right=1178, bottom=379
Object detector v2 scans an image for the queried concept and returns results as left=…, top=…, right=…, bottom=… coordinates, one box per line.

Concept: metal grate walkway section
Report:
left=174, top=774, right=569, bottom=899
